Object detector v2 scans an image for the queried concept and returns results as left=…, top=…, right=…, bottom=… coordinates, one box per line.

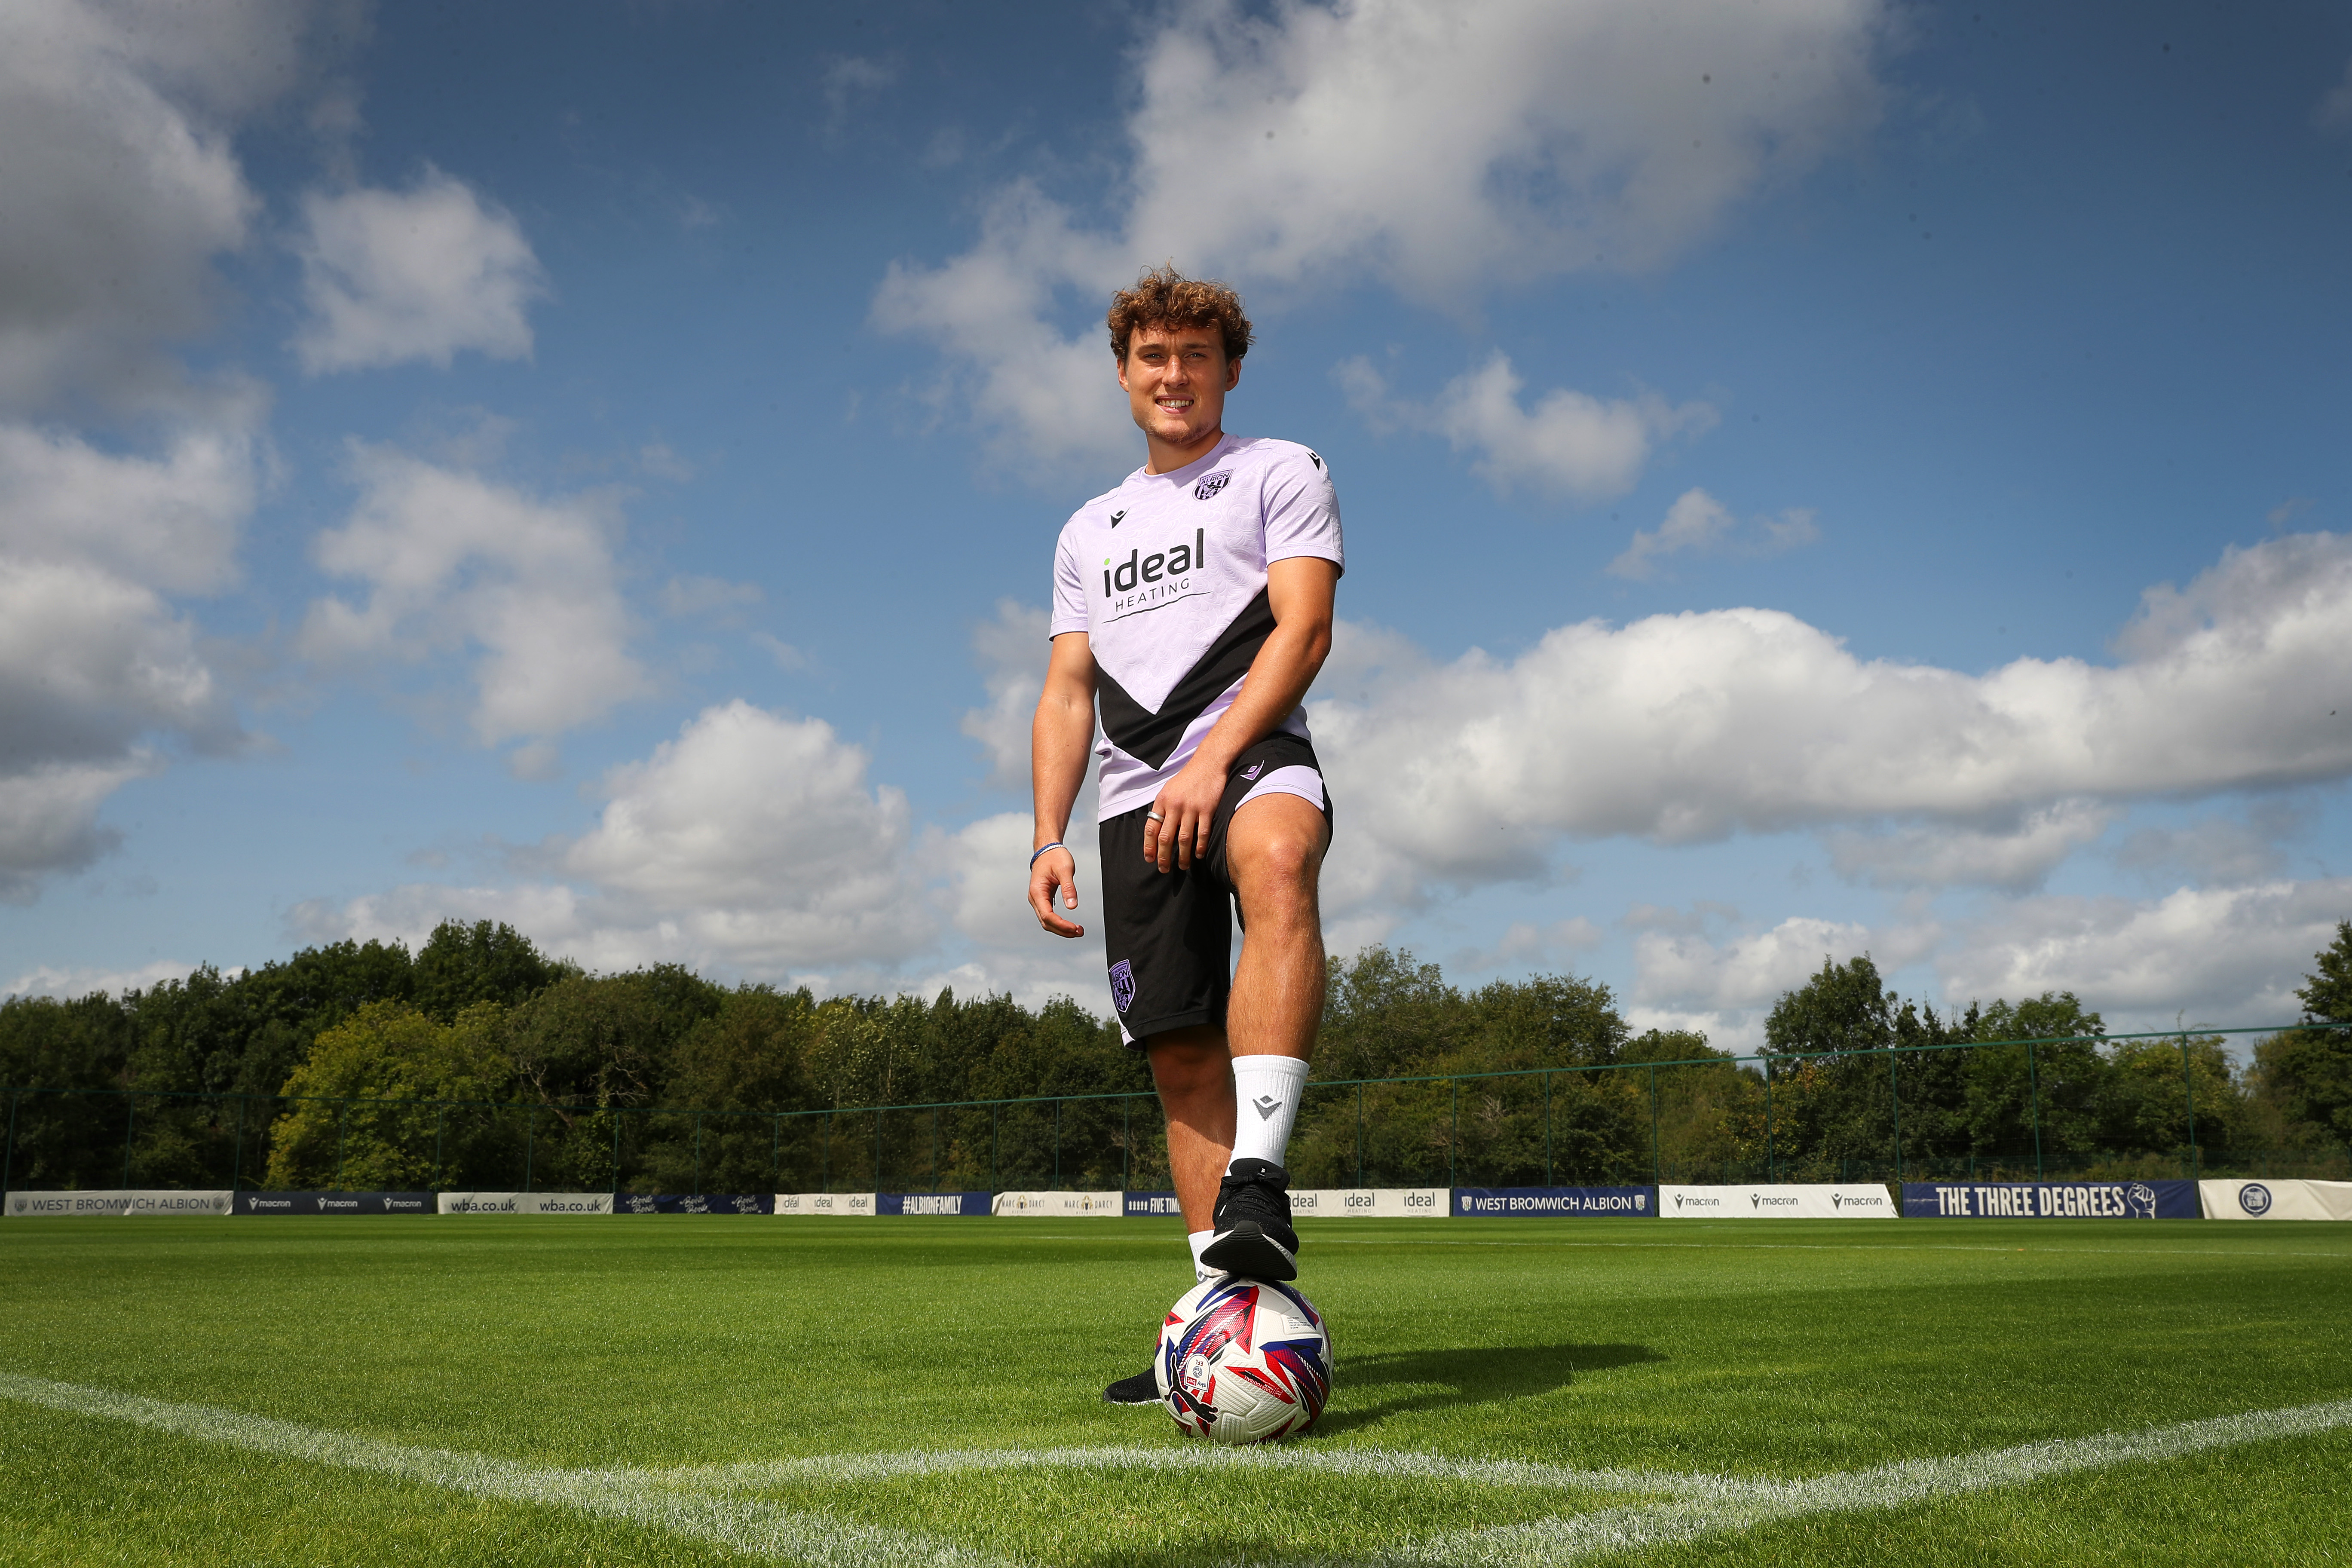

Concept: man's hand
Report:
left=1029, top=845, right=1084, bottom=937
left=1145, top=757, right=1225, bottom=872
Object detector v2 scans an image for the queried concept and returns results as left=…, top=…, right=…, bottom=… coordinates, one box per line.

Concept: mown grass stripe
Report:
left=0, top=1372, right=1009, bottom=1568
left=669, top=1441, right=1738, bottom=1498
left=1407, top=1396, right=2352, bottom=1565
left=8, top=1369, right=2348, bottom=1567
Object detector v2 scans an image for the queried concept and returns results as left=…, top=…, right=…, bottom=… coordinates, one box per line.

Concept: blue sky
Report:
left=5, top=0, right=2350, bottom=1049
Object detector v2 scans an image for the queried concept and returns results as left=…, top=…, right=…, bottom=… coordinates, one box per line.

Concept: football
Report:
left=1155, top=1276, right=1333, bottom=1443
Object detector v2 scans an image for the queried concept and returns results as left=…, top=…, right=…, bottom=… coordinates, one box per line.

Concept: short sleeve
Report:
left=1261, top=446, right=1344, bottom=576
left=1050, top=524, right=1090, bottom=637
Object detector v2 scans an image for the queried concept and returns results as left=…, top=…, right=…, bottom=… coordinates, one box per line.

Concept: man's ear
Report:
left=1115, top=352, right=1130, bottom=389
left=1225, top=356, right=1242, bottom=391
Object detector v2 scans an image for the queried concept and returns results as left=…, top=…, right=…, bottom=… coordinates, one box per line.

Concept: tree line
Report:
left=2, top=919, right=2346, bottom=1192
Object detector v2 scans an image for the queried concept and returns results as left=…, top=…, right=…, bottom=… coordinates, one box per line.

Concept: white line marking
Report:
left=668, top=1442, right=1740, bottom=1500
left=1400, top=1396, right=2352, bottom=1565
left=0, top=1373, right=1009, bottom=1568
left=6, top=1372, right=2348, bottom=1565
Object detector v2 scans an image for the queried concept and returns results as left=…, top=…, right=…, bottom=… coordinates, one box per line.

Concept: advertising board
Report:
left=1453, top=1186, right=1652, bottom=1217
left=436, top=1192, right=615, bottom=1214
left=613, top=1193, right=774, bottom=1214
left=1900, top=1180, right=2198, bottom=1219
left=774, top=1192, right=875, bottom=1215
left=1294, top=1187, right=1449, bottom=1218
left=6, top=1190, right=232, bottom=1217
left=233, top=1191, right=432, bottom=1215
left=991, top=1190, right=1121, bottom=1216
left=877, top=1191, right=992, bottom=1216
left=1658, top=1184, right=1895, bottom=1218
left=2198, top=1179, right=2352, bottom=1221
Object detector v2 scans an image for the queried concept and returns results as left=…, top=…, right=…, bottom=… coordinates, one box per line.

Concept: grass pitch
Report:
left=1, top=1215, right=2347, bottom=1566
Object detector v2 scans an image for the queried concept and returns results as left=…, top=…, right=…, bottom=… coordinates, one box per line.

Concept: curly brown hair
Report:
left=1106, top=264, right=1253, bottom=365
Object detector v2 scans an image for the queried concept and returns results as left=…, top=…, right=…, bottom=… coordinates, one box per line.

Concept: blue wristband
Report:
left=1029, top=842, right=1066, bottom=867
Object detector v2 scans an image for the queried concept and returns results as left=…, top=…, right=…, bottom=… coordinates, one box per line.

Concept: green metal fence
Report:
left=3, top=1025, right=2344, bottom=1195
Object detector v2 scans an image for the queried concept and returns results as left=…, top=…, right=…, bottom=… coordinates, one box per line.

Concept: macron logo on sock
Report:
left=1253, top=1095, right=1283, bottom=1120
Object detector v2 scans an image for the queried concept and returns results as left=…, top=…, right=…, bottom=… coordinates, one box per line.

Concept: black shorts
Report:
left=1099, top=732, right=1333, bottom=1048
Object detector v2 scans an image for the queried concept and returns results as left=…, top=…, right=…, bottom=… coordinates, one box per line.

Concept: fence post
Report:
left=1448, top=1078, right=1458, bottom=1189
left=1053, top=1099, right=1063, bottom=1190
left=990, top=1103, right=999, bottom=1194
left=334, top=1099, right=347, bottom=1190
left=231, top=1094, right=245, bottom=1192
left=1355, top=1083, right=1365, bottom=1187
left=694, top=1112, right=704, bottom=1195
left=1649, top=1066, right=1661, bottom=1185
left=2181, top=1033, right=2197, bottom=1180
left=3, top=1090, right=18, bottom=1194
left=873, top=1108, right=883, bottom=1191
left=609, top=1112, right=622, bottom=1194
left=122, top=1092, right=137, bottom=1187
left=2027, top=1041, right=2043, bottom=1179
left=525, top=1105, right=536, bottom=1193
left=1764, top=1060, right=1774, bottom=1182
left=934, top=1107, right=943, bottom=1193
left=822, top=1112, right=832, bottom=1192
left=1543, top=1070, right=1554, bottom=1187
left=1890, top=1047, right=1903, bottom=1182
left=1121, top=1097, right=1130, bottom=1191
left=772, top=1115, right=781, bottom=1190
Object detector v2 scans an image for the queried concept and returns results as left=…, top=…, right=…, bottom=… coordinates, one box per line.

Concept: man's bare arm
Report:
left=1029, top=630, right=1099, bottom=937
left=1145, top=555, right=1338, bottom=872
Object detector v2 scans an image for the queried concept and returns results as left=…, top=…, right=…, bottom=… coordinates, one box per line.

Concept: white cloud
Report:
left=919, top=809, right=1110, bottom=1011
left=821, top=55, right=896, bottom=144
left=658, top=574, right=763, bottom=622
left=0, top=420, right=258, bottom=595
left=300, top=444, right=651, bottom=750
left=1121, top=0, right=1886, bottom=296
left=2113, top=802, right=2311, bottom=887
left=2315, top=55, right=2352, bottom=130
left=960, top=599, right=1049, bottom=790
left=292, top=168, right=547, bottom=374
left=1940, top=879, right=2352, bottom=1029
left=1455, top=916, right=1605, bottom=975
left=1340, top=354, right=1713, bottom=502
left=1608, top=486, right=1819, bottom=579
left=292, top=701, right=932, bottom=982
left=1309, top=531, right=2352, bottom=913
left=1630, top=910, right=1933, bottom=1011
left=0, top=2, right=283, bottom=407
left=0, top=419, right=257, bottom=897
left=5, top=957, right=196, bottom=1001
left=1825, top=801, right=2118, bottom=893
left=871, top=183, right=1133, bottom=474
left=878, top=0, right=1887, bottom=469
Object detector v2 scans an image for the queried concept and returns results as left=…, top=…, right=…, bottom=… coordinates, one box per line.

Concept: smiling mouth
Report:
left=1156, top=397, right=1193, bottom=411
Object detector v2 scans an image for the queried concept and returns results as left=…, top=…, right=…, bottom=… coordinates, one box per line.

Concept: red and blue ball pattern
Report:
left=1155, top=1277, right=1332, bottom=1443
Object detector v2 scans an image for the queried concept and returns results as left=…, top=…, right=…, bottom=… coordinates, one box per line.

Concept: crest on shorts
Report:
left=1193, top=472, right=1231, bottom=500
left=1109, top=959, right=1137, bottom=1014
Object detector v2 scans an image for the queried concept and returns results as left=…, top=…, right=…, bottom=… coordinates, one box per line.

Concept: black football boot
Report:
left=1197, top=1158, right=1300, bottom=1281
left=1103, top=1367, right=1161, bottom=1405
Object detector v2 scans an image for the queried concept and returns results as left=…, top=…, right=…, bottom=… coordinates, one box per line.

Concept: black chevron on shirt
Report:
left=1094, top=588, right=1277, bottom=770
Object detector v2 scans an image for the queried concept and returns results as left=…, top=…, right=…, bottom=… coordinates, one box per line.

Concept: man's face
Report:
left=1117, top=323, right=1240, bottom=449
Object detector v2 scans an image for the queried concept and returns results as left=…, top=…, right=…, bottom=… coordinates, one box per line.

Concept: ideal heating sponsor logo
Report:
left=1099, top=528, right=1207, bottom=621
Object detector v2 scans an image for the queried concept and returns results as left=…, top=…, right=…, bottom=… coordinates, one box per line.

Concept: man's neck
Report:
left=1142, top=425, right=1226, bottom=476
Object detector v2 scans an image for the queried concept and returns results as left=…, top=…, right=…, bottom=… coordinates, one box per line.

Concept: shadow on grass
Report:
left=1312, top=1344, right=1664, bottom=1435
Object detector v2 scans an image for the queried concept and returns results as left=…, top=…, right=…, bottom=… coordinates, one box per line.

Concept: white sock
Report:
left=1188, top=1228, right=1217, bottom=1283
left=1227, top=1054, right=1310, bottom=1170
